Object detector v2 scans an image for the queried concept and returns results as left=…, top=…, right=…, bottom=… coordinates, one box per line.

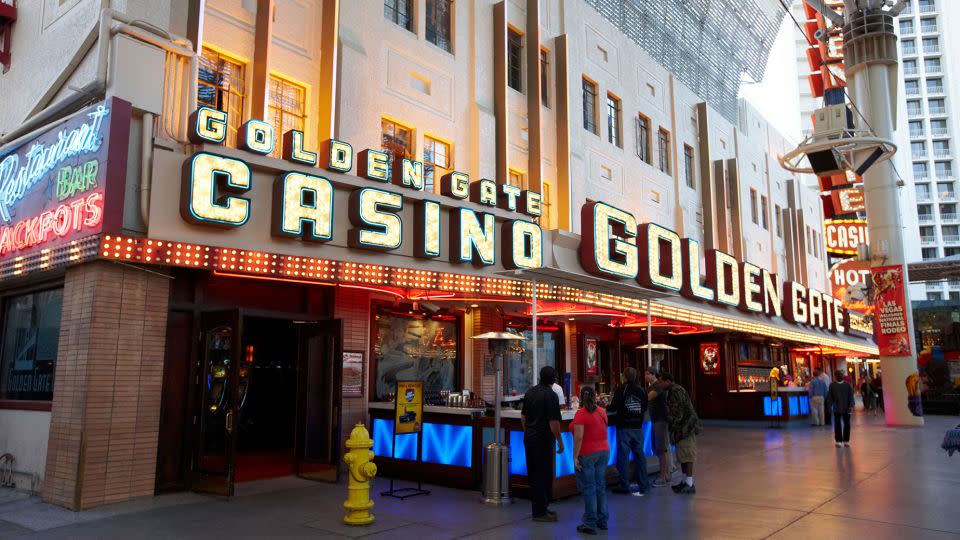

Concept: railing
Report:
left=941, top=213, right=959, bottom=222
left=901, top=25, right=915, bottom=35
left=919, top=214, right=935, bottom=223
left=904, top=66, right=919, bottom=76
left=938, top=191, right=957, bottom=201
left=907, top=87, right=921, bottom=96
left=930, top=106, right=947, bottom=115
left=934, top=148, right=951, bottom=158
left=926, top=281, right=943, bottom=289
left=921, top=25, right=938, bottom=34
left=924, top=45, right=941, bottom=54
left=916, top=191, right=933, bottom=201
left=927, top=85, right=945, bottom=94
left=909, top=108, right=924, bottom=117
left=922, top=235, right=938, bottom=245
left=943, top=235, right=960, bottom=244
left=913, top=149, right=928, bottom=158
left=920, top=4, right=937, bottom=13
left=932, top=127, right=949, bottom=137
left=903, top=47, right=918, bottom=56
left=949, top=280, right=960, bottom=288
left=910, top=129, right=925, bottom=138
left=926, top=65, right=942, bottom=74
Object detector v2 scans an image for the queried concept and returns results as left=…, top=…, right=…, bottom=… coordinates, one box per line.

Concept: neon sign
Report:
left=0, top=104, right=109, bottom=222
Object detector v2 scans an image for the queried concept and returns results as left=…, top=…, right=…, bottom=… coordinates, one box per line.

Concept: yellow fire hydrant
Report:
left=343, top=423, right=377, bottom=525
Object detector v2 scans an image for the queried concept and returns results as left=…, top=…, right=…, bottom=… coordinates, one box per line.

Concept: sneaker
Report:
left=671, top=482, right=685, bottom=493
left=533, top=513, right=558, bottom=522
left=577, top=524, right=598, bottom=535
left=630, top=491, right=645, bottom=497
left=676, top=483, right=696, bottom=495
left=652, top=478, right=669, bottom=488
left=843, top=442, right=850, bottom=448
left=835, top=442, right=842, bottom=448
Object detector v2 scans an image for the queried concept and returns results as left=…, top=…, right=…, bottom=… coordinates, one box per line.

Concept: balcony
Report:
left=926, top=281, right=943, bottom=289
left=917, top=191, right=933, bottom=201
left=939, top=191, right=957, bottom=201
left=949, top=280, right=960, bottom=288
left=932, top=127, right=949, bottom=137
left=913, top=149, right=928, bottom=158
left=920, top=4, right=937, bottom=13
left=926, top=65, right=942, bottom=74
left=930, top=106, right=947, bottom=115
left=919, top=213, right=935, bottom=223
left=901, top=26, right=915, bottom=36
left=944, top=235, right=960, bottom=244
left=924, top=45, right=941, bottom=54
left=941, top=213, right=959, bottom=222
left=903, top=47, right=918, bottom=56
left=910, top=129, right=926, bottom=139
left=927, top=85, right=945, bottom=95
left=934, top=148, right=951, bottom=158
left=906, top=87, right=921, bottom=96
left=904, top=66, right=919, bottom=76
left=921, top=235, right=938, bottom=245
left=909, top=108, right=924, bottom=118
left=921, top=25, right=939, bottom=34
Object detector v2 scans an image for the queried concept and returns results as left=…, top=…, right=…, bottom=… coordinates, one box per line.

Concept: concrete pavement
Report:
left=1, top=413, right=958, bottom=539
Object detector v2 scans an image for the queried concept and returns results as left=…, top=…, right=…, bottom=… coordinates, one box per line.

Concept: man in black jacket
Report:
left=827, top=369, right=855, bottom=447
left=608, top=367, right=650, bottom=495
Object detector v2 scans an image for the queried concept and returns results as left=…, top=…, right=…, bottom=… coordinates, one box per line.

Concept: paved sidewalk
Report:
left=1, top=413, right=958, bottom=539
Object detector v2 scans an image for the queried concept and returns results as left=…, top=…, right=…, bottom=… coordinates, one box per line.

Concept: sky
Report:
left=739, top=12, right=805, bottom=143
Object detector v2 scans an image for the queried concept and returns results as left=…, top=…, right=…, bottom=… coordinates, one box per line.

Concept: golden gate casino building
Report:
left=0, top=0, right=875, bottom=509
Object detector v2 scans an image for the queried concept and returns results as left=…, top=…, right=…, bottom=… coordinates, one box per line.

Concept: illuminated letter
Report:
left=189, top=107, right=228, bottom=144
left=441, top=171, right=470, bottom=200
left=833, top=296, right=846, bottom=333
left=470, top=179, right=498, bottom=206
left=272, top=172, right=333, bottom=241
left=782, top=282, right=809, bottom=325
left=282, top=130, right=318, bottom=166
left=451, top=208, right=495, bottom=265
left=358, top=149, right=390, bottom=182
left=348, top=188, right=403, bottom=250
left=638, top=223, right=682, bottom=291
left=705, top=249, right=740, bottom=307
left=578, top=201, right=638, bottom=279
left=761, top=270, right=782, bottom=318
left=521, top=190, right=542, bottom=217
left=180, top=152, right=251, bottom=227
left=680, top=238, right=715, bottom=301
left=394, top=158, right=424, bottom=190
left=500, top=184, right=522, bottom=211
left=502, top=220, right=542, bottom=269
left=739, top=262, right=764, bottom=313
left=808, top=289, right=824, bottom=328
left=321, top=139, right=354, bottom=172
left=239, top=120, right=274, bottom=155
left=414, top=200, right=442, bottom=258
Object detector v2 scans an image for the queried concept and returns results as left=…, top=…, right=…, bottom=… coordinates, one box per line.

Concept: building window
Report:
left=749, top=189, right=759, bottom=224
left=426, top=0, right=452, bottom=52
left=0, top=289, right=64, bottom=401
left=385, top=0, right=414, bottom=32
left=927, top=292, right=942, bottom=301
left=683, top=145, right=695, bottom=188
left=267, top=76, right=306, bottom=159
left=657, top=128, right=671, bottom=174
left=922, top=247, right=938, bottom=260
left=507, top=169, right=526, bottom=189
left=423, top=136, right=451, bottom=194
left=606, top=94, right=622, bottom=147
left=541, top=181, right=553, bottom=228
left=381, top=118, right=415, bottom=170
left=197, top=47, right=245, bottom=147
left=637, top=115, right=651, bottom=163
left=508, top=28, right=523, bottom=93
left=540, top=49, right=550, bottom=107
left=775, top=205, right=783, bottom=238
left=582, top=78, right=597, bottom=134
left=761, top=195, right=769, bottom=230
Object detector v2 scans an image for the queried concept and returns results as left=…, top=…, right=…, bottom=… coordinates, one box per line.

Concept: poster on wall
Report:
left=584, top=338, right=598, bottom=377
left=872, top=265, right=911, bottom=356
left=342, top=351, right=364, bottom=396
left=700, top=343, right=720, bottom=375
left=394, top=380, right=423, bottom=434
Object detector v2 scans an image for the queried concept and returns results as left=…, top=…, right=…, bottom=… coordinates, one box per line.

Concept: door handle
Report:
left=226, top=411, right=233, bottom=434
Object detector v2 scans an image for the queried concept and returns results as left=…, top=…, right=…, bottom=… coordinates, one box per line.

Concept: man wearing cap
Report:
left=521, top=366, right=565, bottom=522
left=645, top=367, right=671, bottom=488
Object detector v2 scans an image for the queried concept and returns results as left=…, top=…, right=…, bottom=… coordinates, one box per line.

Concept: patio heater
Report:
left=472, top=331, right=524, bottom=506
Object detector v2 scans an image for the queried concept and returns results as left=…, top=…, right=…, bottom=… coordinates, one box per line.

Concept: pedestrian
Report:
left=827, top=369, right=855, bottom=447
left=860, top=375, right=874, bottom=411
left=645, top=367, right=672, bottom=487
left=818, top=367, right=834, bottom=428
left=872, top=374, right=884, bottom=410
left=808, top=368, right=828, bottom=426
left=571, top=386, right=610, bottom=535
left=607, top=367, right=649, bottom=496
left=659, top=372, right=701, bottom=494
left=521, top=366, right=565, bottom=522
left=552, top=380, right=567, bottom=406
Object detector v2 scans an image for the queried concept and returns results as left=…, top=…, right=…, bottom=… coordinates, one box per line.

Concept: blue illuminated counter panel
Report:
left=722, top=387, right=811, bottom=421
left=369, top=403, right=658, bottom=498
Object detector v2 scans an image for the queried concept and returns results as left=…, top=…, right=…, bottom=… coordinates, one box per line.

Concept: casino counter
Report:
left=368, top=403, right=659, bottom=498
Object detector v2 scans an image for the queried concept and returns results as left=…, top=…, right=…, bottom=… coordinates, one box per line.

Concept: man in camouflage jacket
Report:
left=660, top=372, right=701, bottom=494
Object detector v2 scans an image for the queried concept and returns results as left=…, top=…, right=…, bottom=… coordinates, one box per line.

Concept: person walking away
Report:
left=808, top=368, right=828, bottom=426
left=645, top=367, right=671, bottom=487
left=608, top=367, right=649, bottom=496
left=571, top=386, right=610, bottom=535
left=521, top=366, right=565, bottom=522
left=827, top=369, right=855, bottom=448
left=818, top=367, right=834, bottom=428
left=860, top=375, right=874, bottom=411
left=658, top=373, right=700, bottom=494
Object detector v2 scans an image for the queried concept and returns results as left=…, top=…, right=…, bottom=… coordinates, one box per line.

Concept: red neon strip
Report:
left=339, top=283, right=406, bottom=299
left=212, top=270, right=337, bottom=287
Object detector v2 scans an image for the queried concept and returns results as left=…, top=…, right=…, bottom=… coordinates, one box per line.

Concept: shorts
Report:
left=676, top=434, right=697, bottom=464
left=652, top=421, right=669, bottom=454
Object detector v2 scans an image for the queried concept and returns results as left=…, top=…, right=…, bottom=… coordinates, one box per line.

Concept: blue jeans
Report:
left=615, top=428, right=650, bottom=493
left=575, top=450, right=609, bottom=529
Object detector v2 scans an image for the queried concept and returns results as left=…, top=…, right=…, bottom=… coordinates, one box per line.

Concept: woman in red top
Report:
left=571, top=386, right=609, bottom=535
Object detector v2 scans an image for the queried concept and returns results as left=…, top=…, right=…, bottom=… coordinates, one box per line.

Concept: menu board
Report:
left=394, top=380, right=423, bottom=434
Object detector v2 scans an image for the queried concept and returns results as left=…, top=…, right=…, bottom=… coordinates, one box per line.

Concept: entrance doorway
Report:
left=191, top=310, right=342, bottom=495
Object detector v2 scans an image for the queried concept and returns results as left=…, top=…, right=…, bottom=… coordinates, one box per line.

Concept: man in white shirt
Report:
left=552, top=382, right=566, bottom=406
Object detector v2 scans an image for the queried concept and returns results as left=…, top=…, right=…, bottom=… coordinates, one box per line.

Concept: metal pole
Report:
left=494, top=352, right=502, bottom=444
left=841, top=7, right=922, bottom=426
left=646, top=301, right=653, bottom=369
left=532, top=279, right=538, bottom=390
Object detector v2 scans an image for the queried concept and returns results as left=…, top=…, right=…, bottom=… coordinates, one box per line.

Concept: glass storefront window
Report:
left=0, top=289, right=64, bottom=401
left=373, top=309, right=459, bottom=400
left=505, top=329, right=559, bottom=398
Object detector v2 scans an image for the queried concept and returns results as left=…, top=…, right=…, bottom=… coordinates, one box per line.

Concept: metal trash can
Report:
left=481, top=442, right=511, bottom=505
